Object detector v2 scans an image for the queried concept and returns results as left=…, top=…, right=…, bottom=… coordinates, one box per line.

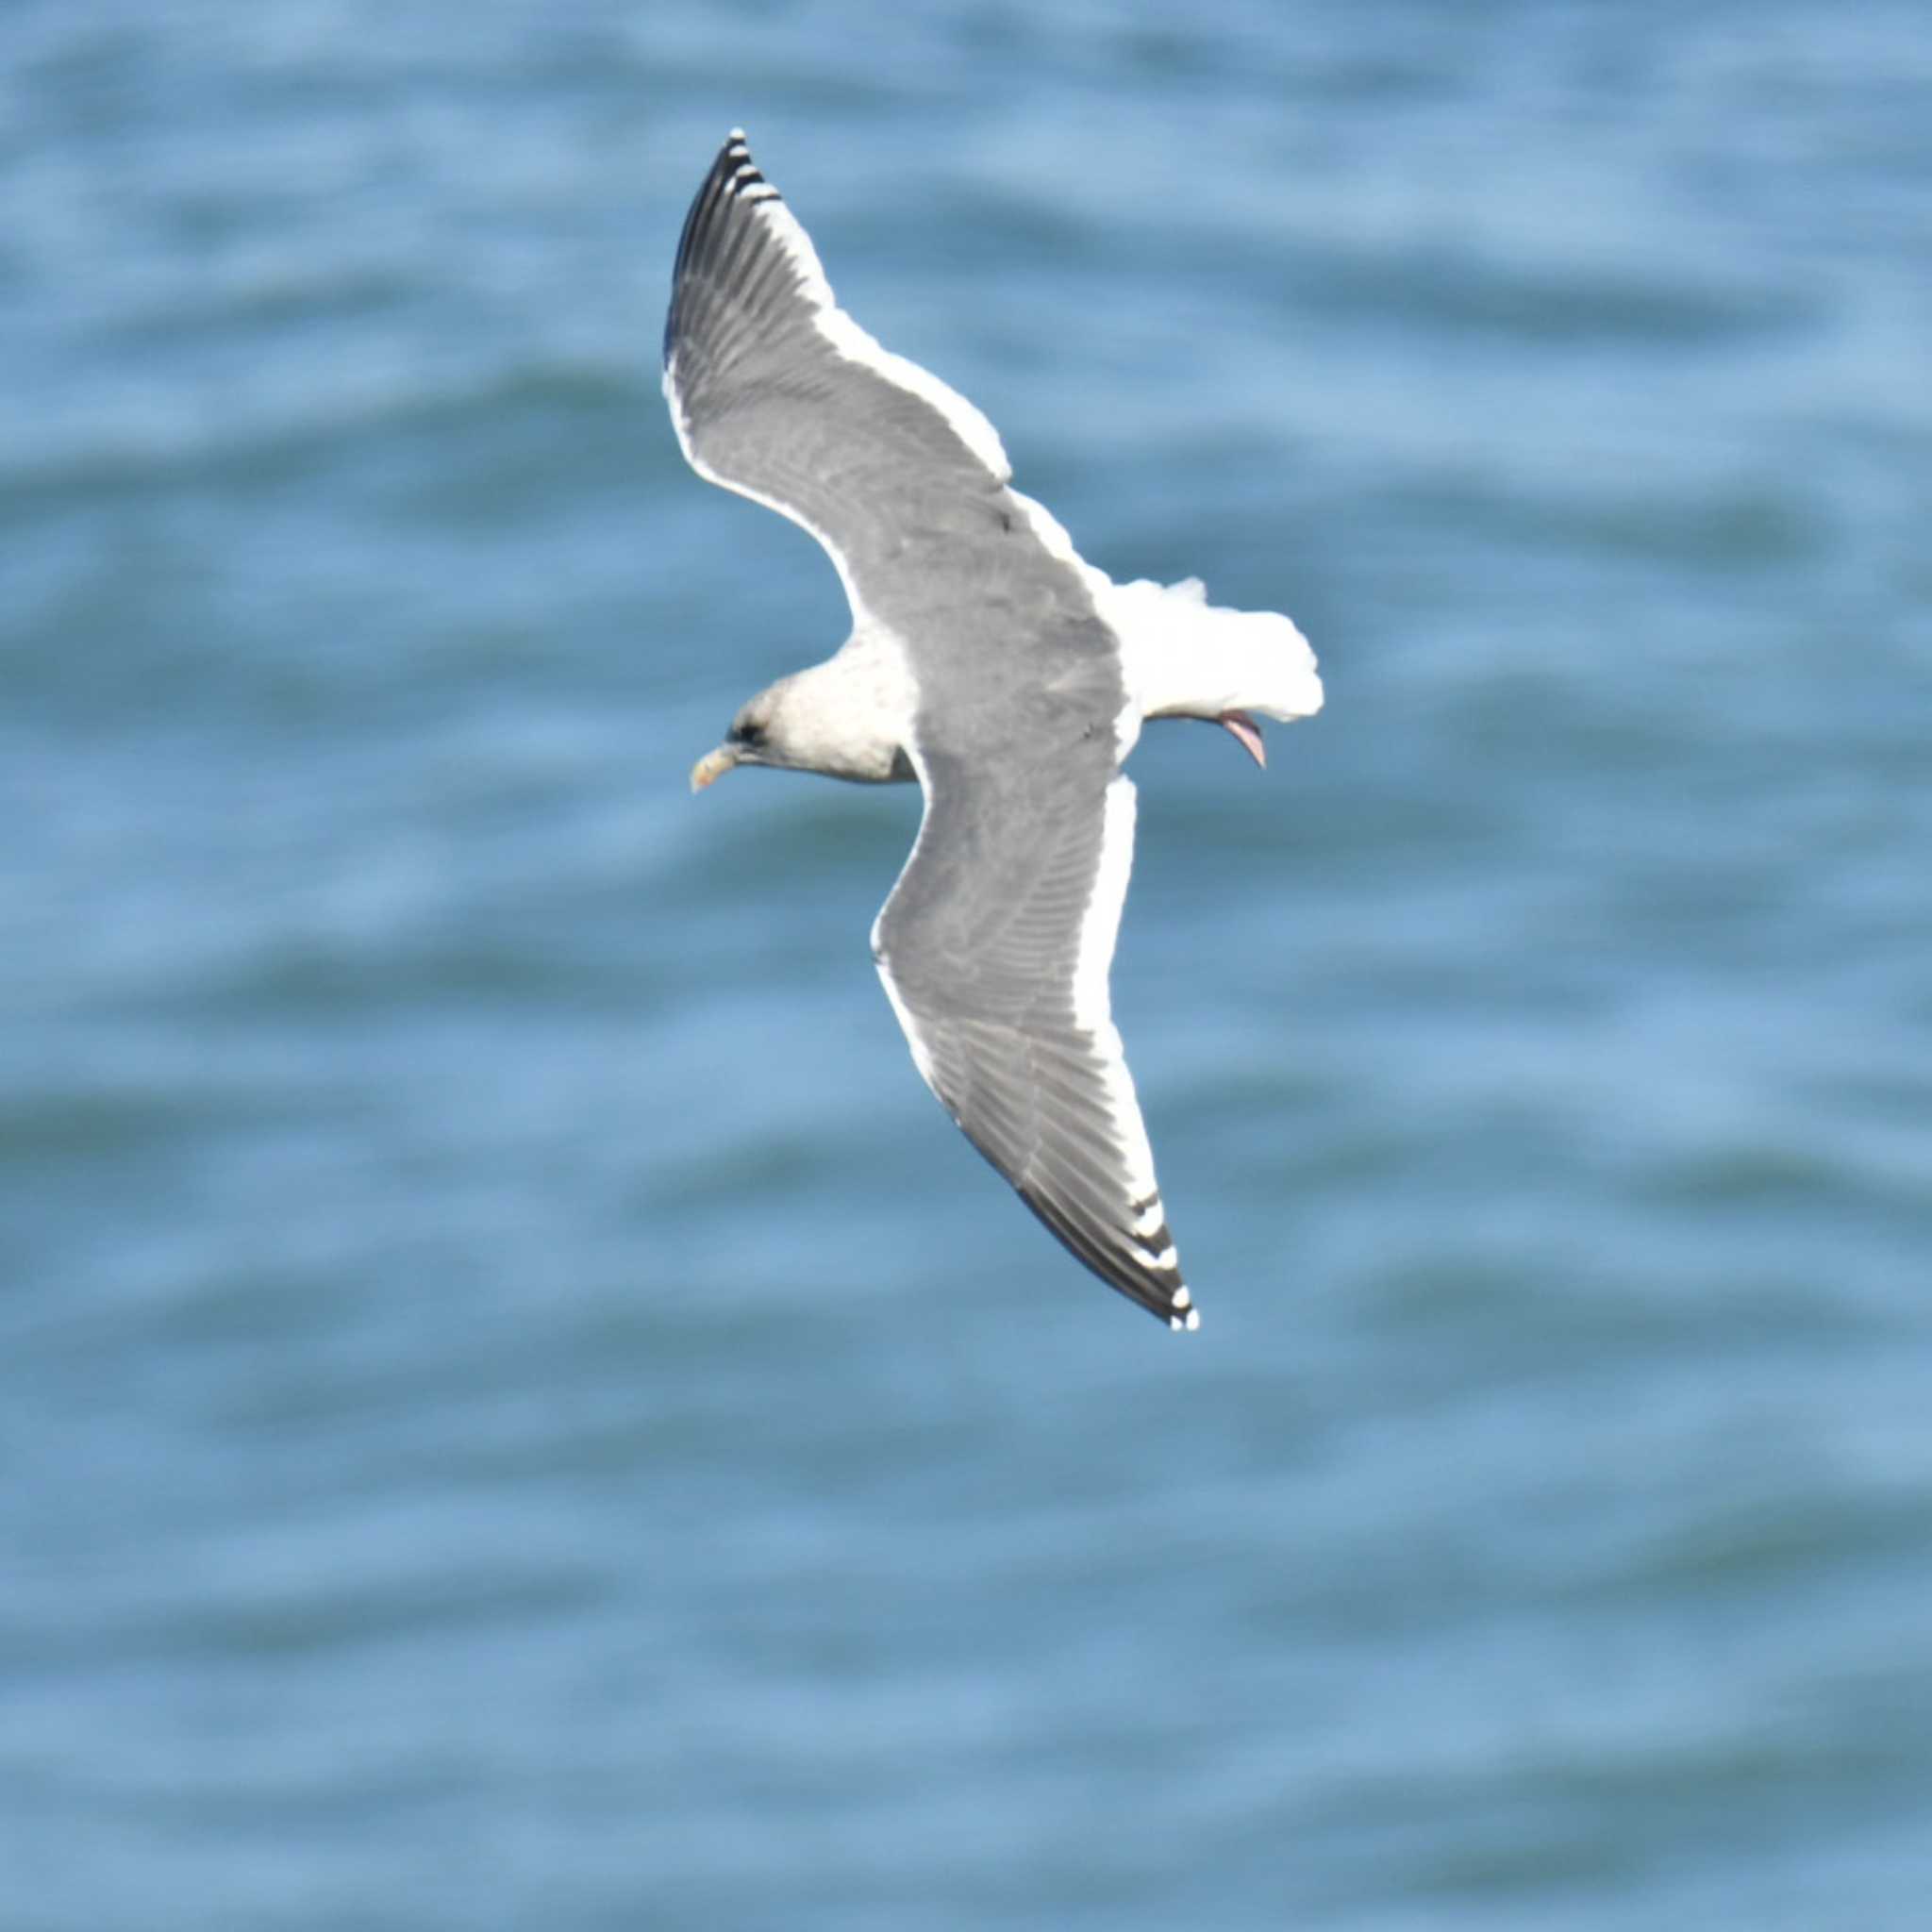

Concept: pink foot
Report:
left=1219, top=710, right=1266, bottom=769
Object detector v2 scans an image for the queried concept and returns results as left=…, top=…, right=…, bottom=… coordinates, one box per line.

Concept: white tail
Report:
left=1099, top=575, right=1324, bottom=727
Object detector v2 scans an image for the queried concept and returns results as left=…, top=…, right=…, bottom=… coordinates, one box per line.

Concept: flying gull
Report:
left=666, top=132, right=1323, bottom=1328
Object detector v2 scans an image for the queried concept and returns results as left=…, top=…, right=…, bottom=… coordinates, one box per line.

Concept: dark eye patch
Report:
left=730, top=719, right=766, bottom=749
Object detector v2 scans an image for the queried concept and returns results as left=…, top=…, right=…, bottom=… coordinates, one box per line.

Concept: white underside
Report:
left=1093, top=574, right=1324, bottom=733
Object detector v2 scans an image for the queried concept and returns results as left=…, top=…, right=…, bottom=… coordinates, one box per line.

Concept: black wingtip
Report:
left=665, top=129, right=785, bottom=368
left=714, top=128, right=766, bottom=188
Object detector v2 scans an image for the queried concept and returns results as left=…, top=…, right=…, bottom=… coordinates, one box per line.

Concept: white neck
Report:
left=769, top=629, right=921, bottom=783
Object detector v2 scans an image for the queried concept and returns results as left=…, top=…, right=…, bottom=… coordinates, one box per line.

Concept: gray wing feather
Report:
left=663, top=134, right=1093, bottom=647
left=874, top=740, right=1194, bottom=1328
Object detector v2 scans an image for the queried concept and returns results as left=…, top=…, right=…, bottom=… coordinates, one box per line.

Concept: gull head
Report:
left=690, top=689, right=782, bottom=792
left=691, top=658, right=916, bottom=792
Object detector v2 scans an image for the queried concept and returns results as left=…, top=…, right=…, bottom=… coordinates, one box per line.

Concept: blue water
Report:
left=6, top=3, right=1931, bottom=1925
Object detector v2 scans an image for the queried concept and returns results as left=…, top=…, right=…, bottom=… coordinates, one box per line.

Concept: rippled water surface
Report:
left=6, top=3, right=1931, bottom=1925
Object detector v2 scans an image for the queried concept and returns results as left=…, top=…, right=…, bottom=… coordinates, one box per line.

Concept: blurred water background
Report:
left=5, top=2, right=1931, bottom=1926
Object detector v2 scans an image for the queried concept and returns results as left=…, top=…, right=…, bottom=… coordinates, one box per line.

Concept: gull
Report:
left=667, top=132, right=1322, bottom=1327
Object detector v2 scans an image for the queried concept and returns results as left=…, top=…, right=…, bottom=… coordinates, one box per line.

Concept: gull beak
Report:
left=1218, top=710, right=1267, bottom=770
left=690, top=744, right=738, bottom=792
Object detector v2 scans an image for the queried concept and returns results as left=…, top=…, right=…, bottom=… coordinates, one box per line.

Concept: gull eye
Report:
left=730, top=719, right=766, bottom=749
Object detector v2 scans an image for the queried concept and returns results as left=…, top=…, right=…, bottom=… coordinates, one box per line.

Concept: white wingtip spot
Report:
left=1173, top=1285, right=1191, bottom=1310
left=1169, top=1307, right=1201, bottom=1332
